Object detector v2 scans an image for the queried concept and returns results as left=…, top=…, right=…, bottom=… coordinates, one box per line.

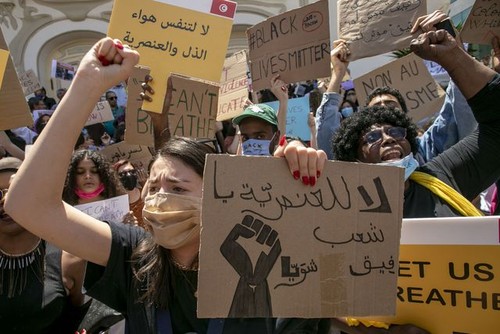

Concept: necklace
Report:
left=170, top=254, right=199, bottom=271
left=0, top=239, right=45, bottom=298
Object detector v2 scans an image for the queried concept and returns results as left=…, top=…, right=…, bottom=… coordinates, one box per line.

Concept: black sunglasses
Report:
left=363, top=126, right=407, bottom=145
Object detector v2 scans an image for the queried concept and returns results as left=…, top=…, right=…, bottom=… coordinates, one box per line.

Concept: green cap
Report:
left=233, top=104, right=278, bottom=127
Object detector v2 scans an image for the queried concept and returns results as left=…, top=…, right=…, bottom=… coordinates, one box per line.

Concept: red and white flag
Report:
left=210, top=0, right=237, bottom=19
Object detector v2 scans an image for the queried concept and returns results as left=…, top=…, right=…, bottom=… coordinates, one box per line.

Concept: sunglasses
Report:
left=363, top=126, right=407, bottom=145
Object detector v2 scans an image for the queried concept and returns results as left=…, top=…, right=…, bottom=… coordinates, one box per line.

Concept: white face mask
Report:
left=143, top=192, right=201, bottom=249
left=377, top=153, right=419, bottom=181
left=242, top=138, right=272, bottom=156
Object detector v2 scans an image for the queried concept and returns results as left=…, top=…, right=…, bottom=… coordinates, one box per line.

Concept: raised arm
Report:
left=5, top=38, right=139, bottom=266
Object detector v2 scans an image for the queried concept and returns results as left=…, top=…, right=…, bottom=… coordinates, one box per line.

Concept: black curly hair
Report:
left=332, top=106, right=419, bottom=162
left=366, top=86, right=409, bottom=113
left=63, top=149, right=124, bottom=205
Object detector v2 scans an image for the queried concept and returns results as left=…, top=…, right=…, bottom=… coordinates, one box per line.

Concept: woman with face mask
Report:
left=5, top=38, right=327, bottom=333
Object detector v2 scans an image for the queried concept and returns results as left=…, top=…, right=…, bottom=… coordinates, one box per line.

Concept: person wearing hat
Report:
left=0, top=157, right=89, bottom=333
left=233, top=103, right=281, bottom=156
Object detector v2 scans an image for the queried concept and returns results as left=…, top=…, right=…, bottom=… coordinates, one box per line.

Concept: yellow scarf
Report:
left=409, top=171, right=483, bottom=217
left=345, top=172, right=482, bottom=329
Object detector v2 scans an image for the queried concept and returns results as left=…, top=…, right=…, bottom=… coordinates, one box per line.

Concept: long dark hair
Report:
left=131, top=137, right=215, bottom=308
left=63, top=149, right=124, bottom=205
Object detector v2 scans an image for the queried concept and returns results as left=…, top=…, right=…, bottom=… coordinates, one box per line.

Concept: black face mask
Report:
left=119, top=171, right=138, bottom=191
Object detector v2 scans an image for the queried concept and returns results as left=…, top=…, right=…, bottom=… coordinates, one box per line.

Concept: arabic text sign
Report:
left=0, top=31, right=33, bottom=130
left=168, top=74, right=219, bottom=139
left=85, top=101, right=114, bottom=126
left=18, top=69, right=42, bottom=96
left=337, top=0, right=426, bottom=61
left=460, top=0, right=500, bottom=45
left=199, top=155, right=404, bottom=318
left=217, top=50, right=249, bottom=121
left=108, top=0, right=234, bottom=113
left=100, top=141, right=154, bottom=173
left=367, top=216, right=500, bottom=333
left=74, top=195, right=130, bottom=224
left=354, top=53, right=445, bottom=123
left=247, top=0, right=331, bottom=92
left=264, top=95, right=311, bottom=141
left=125, top=66, right=154, bottom=147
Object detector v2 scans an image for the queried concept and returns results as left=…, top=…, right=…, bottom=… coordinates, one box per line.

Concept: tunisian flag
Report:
left=210, top=0, right=237, bottom=19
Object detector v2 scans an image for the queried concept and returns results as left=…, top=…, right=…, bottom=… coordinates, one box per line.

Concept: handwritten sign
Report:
left=217, top=50, right=249, bottom=121
left=247, top=0, right=331, bottom=92
left=366, top=216, right=500, bottom=333
left=337, top=0, right=426, bottom=61
left=74, top=195, right=129, bottom=224
left=168, top=74, right=219, bottom=139
left=199, top=155, right=404, bottom=318
left=354, top=53, right=445, bottom=123
left=125, top=66, right=154, bottom=147
left=85, top=101, right=114, bottom=126
left=460, top=0, right=500, bottom=45
left=0, top=30, right=32, bottom=130
left=100, top=141, right=154, bottom=173
left=108, top=0, right=235, bottom=113
left=18, top=69, right=42, bottom=96
left=264, top=95, right=311, bottom=141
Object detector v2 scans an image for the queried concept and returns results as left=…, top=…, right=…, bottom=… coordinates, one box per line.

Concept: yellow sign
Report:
left=363, top=216, right=500, bottom=333
left=0, top=49, right=9, bottom=89
left=108, top=0, right=235, bottom=113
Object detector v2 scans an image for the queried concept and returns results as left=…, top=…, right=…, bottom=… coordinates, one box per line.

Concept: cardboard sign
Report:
left=74, top=195, right=130, bottom=224
left=337, top=0, right=426, bottom=61
left=100, top=141, right=154, bottom=173
left=264, top=95, right=311, bottom=141
left=0, top=49, right=9, bottom=89
left=168, top=74, right=219, bottom=139
left=18, top=69, right=42, bottom=96
left=353, top=53, right=445, bottom=123
left=217, top=50, right=249, bottom=121
left=50, top=59, right=75, bottom=81
left=199, top=155, right=404, bottom=318
left=460, top=0, right=500, bottom=45
left=364, top=216, right=500, bottom=333
left=0, top=30, right=33, bottom=131
left=85, top=101, right=114, bottom=126
left=108, top=0, right=235, bottom=113
left=125, top=66, right=154, bottom=147
left=247, top=0, right=331, bottom=92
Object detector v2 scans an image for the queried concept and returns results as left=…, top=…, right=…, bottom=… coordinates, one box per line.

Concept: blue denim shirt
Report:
left=315, top=92, right=341, bottom=160
left=315, top=80, right=477, bottom=163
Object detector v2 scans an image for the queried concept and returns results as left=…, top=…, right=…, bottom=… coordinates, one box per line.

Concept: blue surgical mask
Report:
left=341, top=107, right=354, bottom=118
left=378, top=153, right=419, bottom=181
left=242, top=139, right=272, bottom=156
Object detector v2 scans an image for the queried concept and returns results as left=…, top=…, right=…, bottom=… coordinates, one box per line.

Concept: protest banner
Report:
left=217, top=50, right=249, bottom=121
left=0, top=30, right=32, bottom=130
left=125, top=66, right=154, bottom=147
left=199, top=155, right=404, bottom=318
left=337, top=0, right=426, bottom=61
left=18, top=69, right=42, bottom=96
left=50, top=59, right=75, bottom=81
left=353, top=53, right=445, bottom=123
left=364, top=216, right=500, bottom=333
left=459, top=0, right=500, bottom=45
left=247, top=0, right=331, bottom=92
left=74, top=195, right=129, bottom=224
left=108, top=0, right=235, bottom=114
left=264, top=95, right=311, bottom=141
left=85, top=101, right=114, bottom=126
left=100, top=141, right=154, bottom=173
left=168, top=74, right=219, bottom=139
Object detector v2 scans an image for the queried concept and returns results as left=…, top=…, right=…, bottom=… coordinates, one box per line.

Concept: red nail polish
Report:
left=279, top=135, right=286, bottom=146
left=309, top=176, right=316, bottom=187
left=302, top=176, right=309, bottom=186
left=317, top=170, right=321, bottom=178
left=293, top=171, right=300, bottom=180
left=114, top=41, right=124, bottom=50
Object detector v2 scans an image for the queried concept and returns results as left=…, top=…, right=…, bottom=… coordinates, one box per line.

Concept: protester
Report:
left=0, top=157, right=88, bottom=333
left=5, top=37, right=326, bottom=333
left=34, top=87, right=57, bottom=110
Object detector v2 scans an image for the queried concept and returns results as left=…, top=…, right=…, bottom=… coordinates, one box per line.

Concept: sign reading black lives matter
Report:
left=247, top=0, right=331, bottom=91
left=199, top=155, right=405, bottom=318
